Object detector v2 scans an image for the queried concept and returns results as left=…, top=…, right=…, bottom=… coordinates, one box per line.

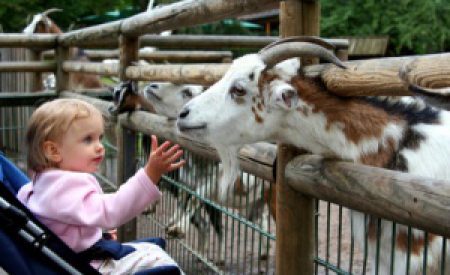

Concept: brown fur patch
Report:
left=257, top=102, right=263, bottom=111
left=252, top=106, right=264, bottom=123
left=233, top=176, right=247, bottom=195
left=367, top=217, right=378, bottom=241
left=359, top=138, right=397, bottom=168
left=258, top=72, right=278, bottom=97
left=396, top=231, right=437, bottom=255
left=290, top=76, right=401, bottom=145
left=255, top=114, right=264, bottom=123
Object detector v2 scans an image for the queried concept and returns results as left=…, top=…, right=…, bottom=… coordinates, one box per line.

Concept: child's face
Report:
left=56, top=113, right=105, bottom=173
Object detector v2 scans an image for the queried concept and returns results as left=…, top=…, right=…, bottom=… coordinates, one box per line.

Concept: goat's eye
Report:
left=229, top=85, right=246, bottom=98
left=149, top=84, right=159, bottom=89
left=181, top=88, right=193, bottom=98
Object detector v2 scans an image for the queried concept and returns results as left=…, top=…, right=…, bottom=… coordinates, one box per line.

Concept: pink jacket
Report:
left=17, top=168, right=161, bottom=252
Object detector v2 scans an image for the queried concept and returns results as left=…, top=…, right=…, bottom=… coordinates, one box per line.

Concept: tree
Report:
left=321, top=0, right=450, bottom=55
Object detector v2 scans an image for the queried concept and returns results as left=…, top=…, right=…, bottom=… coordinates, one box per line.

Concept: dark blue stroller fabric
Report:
left=0, top=152, right=180, bottom=275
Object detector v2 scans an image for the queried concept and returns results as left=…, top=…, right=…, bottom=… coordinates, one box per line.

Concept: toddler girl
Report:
left=18, top=98, right=185, bottom=274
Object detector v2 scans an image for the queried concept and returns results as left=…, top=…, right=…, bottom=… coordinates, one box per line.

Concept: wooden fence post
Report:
left=55, top=46, right=70, bottom=93
left=29, top=50, right=43, bottom=91
left=116, top=34, right=140, bottom=242
left=277, top=0, right=319, bottom=274
left=116, top=122, right=138, bottom=242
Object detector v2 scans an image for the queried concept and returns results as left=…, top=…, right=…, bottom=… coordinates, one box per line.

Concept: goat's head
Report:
left=142, top=82, right=203, bottom=119
left=177, top=37, right=346, bottom=147
left=23, top=8, right=63, bottom=34
left=109, top=81, right=203, bottom=118
left=108, top=81, right=144, bottom=115
left=176, top=37, right=346, bottom=199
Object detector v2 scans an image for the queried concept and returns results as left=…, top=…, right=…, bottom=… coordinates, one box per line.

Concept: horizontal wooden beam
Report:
left=44, top=49, right=233, bottom=63
left=139, top=35, right=348, bottom=50
left=285, top=155, right=450, bottom=238
left=62, top=61, right=118, bottom=76
left=0, top=61, right=55, bottom=72
left=401, top=54, right=450, bottom=89
left=318, top=53, right=450, bottom=96
left=0, top=34, right=57, bottom=49
left=125, top=64, right=230, bottom=85
left=58, top=0, right=280, bottom=47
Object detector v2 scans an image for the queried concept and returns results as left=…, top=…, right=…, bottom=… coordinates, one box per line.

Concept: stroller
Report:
left=0, top=152, right=181, bottom=275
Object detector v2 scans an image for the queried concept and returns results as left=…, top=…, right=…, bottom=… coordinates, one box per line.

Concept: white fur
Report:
left=142, top=82, right=203, bottom=119
left=23, top=14, right=44, bottom=34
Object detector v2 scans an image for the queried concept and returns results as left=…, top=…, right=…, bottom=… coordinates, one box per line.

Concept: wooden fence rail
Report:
left=44, top=49, right=233, bottom=63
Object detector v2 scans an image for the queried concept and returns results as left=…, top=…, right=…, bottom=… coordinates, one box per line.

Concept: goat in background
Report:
left=23, top=8, right=103, bottom=90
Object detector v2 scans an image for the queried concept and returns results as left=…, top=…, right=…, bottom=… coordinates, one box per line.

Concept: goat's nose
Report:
left=179, top=108, right=190, bottom=119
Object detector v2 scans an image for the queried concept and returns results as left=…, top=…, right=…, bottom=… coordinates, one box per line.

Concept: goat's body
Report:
left=281, top=86, right=450, bottom=274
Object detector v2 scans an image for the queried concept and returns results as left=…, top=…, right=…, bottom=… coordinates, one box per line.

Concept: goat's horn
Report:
left=260, top=36, right=336, bottom=53
left=42, top=8, right=63, bottom=16
left=259, top=41, right=347, bottom=70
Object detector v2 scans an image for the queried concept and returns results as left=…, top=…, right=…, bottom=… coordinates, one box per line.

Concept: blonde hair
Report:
left=26, top=98, right=103, bottom=173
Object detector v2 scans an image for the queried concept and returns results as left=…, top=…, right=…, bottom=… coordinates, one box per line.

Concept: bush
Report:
left=321, top=0, right=450, bottom=55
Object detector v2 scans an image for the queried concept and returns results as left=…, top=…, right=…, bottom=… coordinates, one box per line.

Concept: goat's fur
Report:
left=177, top=50, right=450, bottom=274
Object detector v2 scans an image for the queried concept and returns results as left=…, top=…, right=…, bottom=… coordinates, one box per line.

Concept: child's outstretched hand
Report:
left=145, top=135, right=185, bottom=184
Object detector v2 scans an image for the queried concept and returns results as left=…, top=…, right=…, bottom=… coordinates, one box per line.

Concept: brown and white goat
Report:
left=23, top=8, right=102, bottom=89
left=177, top=40, right=450, bottom=274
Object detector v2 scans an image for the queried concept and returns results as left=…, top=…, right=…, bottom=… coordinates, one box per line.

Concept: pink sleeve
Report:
left=46, top=168, right=161, bottom=228
left=17, top=182, right=33, bottom=204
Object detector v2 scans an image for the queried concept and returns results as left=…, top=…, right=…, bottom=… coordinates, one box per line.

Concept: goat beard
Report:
left=215, top=144, right=241, bottom=203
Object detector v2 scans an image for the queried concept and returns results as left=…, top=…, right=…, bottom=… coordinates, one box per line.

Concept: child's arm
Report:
left=145, top=135, right=185, bottom=184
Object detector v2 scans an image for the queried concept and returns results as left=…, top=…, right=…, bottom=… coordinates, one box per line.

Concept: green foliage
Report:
left=176, top=19, right=263, bottom=36
left=0, top=0, right=131, bottom=33
left=321, top=0, right=450, bottom=55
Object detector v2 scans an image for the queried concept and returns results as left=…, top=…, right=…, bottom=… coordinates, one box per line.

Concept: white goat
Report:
left=176, top=38, right=450, bottom=274
left=110, top=80, right=276, bottom=263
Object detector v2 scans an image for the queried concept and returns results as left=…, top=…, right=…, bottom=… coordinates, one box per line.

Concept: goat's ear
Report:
left=272, top=84, right=299, bottom=110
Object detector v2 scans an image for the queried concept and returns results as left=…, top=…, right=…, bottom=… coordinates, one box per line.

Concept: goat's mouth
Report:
left=177, top=122, right=207, bottom=132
